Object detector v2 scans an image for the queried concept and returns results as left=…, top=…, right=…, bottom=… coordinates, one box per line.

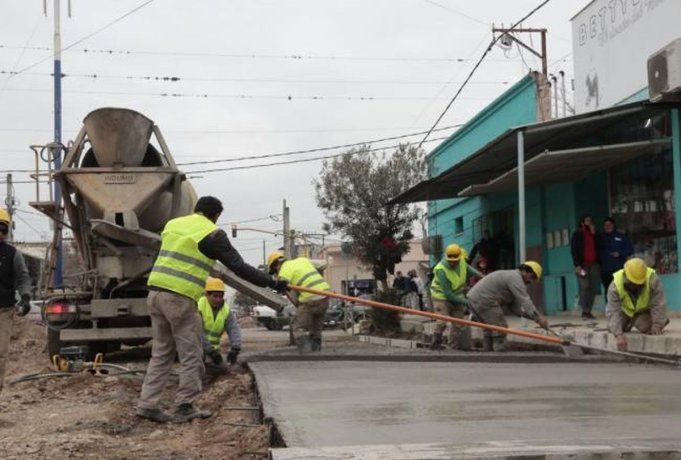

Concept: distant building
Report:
left=323, top=240, right=428, bottom=296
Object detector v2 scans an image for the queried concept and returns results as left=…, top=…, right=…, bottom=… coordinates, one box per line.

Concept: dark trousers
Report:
left=601, top=271, right=615, bottom=292
left=577, top=264, right=601, bottom=315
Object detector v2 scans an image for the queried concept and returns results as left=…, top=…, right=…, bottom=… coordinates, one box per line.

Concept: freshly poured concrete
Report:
left=251, top=361, right=681, bottom=452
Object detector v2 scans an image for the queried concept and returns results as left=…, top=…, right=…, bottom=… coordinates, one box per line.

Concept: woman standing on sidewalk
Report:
left=571, top=214, right=600, bottom=320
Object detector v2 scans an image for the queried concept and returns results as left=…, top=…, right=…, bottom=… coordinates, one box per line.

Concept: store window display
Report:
left=609, top=147, right=677, bottom=274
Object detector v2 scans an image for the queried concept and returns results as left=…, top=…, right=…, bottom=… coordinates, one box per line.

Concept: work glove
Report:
left=16, top=294, right=31, bottom=317
left=272, top=279, right=289, bottom=294
left=227, top=346, right=241, bottom=365
left=535, top=316, right=549, bottom=330
left=650, top=325, right=664, bottom=335
left=208, top=349, right=224, bottom=366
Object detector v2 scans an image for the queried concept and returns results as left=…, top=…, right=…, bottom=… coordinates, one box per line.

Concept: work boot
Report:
left=430, top=332, right=444, bottom=351
left=311, top=337, right=322, bottom=352
left=491, top=336, right=507, bottom=352
left=136, top=407, right=172, bottom=423
left=450, top=327, right=472, bottom=351
left=173, top=404, right=212, bottom=423
left=295, top=336, right=314, bottom=353
left=483, top=333, right=494, bottom=352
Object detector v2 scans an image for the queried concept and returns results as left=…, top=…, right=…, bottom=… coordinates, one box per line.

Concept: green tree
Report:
left=314, top=144, right=425, bottom=288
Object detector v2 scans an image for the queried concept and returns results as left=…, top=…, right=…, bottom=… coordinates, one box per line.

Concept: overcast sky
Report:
left=0, top=0, right=588, bottom=265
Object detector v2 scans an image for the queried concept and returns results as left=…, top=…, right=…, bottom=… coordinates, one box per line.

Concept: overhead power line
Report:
left=417, top=0, right=554, bottom=148
left=0, top=124, right=461, bottom=175
left=0, top=68, right=514, bottom=87
left=9, top=0, right=156, bottom=78
left=184, top=136, right=449, bottom=175
left=175, top=124, right=461, bottom=167
left=0, top=43, right=511, bottom=64
left=2, top=87, right=492, bottom=102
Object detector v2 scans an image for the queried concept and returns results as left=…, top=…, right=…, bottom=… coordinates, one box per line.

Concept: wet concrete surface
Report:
left=251, top=360, right=681, bottom=450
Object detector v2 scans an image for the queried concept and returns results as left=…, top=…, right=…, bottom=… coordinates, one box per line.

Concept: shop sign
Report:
left=571, top=0, right=681, bottom=113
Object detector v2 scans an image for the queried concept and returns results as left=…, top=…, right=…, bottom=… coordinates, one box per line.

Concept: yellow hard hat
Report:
left=205, top=277, right=225, bottom=292
left=445, top=244, right=463, bottom=261
left=267, top=251, right=285, bottom=272
left=624, top=258, right=647, bottom=285
left=522, top=261, right=543, bottom=280
left=0, top=208, right=10, bottom=225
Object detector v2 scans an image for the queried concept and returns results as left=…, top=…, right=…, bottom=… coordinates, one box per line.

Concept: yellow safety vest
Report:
left=613, top=267, right=655, bottom=318
left=197, top=296, right=230, bottom=351
left=147, top=213, right=217, bottom=301
left=278, top=257, right=330, bottom=303
left=430, top=259, right=467, bottom=300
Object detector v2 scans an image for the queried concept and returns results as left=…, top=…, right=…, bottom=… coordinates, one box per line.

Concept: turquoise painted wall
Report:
left=427, top=80, right=681, bottom=312
left=428, top=75, right=538, bottom=263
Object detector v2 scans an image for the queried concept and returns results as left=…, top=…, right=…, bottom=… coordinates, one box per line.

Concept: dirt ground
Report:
left=0, top=317, right=276, bottom=460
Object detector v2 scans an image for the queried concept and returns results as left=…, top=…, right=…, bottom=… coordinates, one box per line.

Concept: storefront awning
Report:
left=458, top=138, right=672, bottom=197
left=389, top=101, right=677, bottom=204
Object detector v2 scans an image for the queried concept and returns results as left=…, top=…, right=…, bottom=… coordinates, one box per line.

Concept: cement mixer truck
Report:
left=31, top=108, right=285, bottom=358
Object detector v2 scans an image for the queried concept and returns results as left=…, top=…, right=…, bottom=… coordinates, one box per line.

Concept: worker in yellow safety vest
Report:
left=429, top=244, right=483, bottom=351
left=267, top=251, right=330, bottom=352
left=606, top=258, right=669, bottom=351
left=198, top=277, right=242, bottom=368
left=138, top=196, right=288, bottom=424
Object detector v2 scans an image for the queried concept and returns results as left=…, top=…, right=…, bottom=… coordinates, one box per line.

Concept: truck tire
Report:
left=264, top=320, right=275, bottom=331
left=46, top=328, right=62, bottom=359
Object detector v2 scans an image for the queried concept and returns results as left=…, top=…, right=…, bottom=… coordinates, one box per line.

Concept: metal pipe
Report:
left=288, top=285, right=564, bottom=345
left=517, top=130, right=526, bottom=262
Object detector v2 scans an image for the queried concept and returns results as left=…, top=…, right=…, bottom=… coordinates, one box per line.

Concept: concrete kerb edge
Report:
left=242, top=361, right=287, bottom=449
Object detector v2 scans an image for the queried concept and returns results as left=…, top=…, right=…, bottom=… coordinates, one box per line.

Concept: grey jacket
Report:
left=606, top=273, right=668, bottom=335
left=467, top=269, right=540, bottom=320
left=201, top=308, right=242, bottom=353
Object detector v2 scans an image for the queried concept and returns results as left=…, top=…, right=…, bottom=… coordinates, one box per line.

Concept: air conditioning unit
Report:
left=421, top=235, right=442, bottom=256
left=648, top=38, right=681, bottom=102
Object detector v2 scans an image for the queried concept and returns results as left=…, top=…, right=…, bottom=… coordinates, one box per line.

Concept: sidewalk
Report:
left=399, top=313, right=681, bottom=357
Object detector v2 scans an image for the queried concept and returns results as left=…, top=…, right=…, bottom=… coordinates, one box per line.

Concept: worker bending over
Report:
left=606, top=258, right=669, bottom=351
left=430, top=244, right=483, bottom=351
left=268, top=252, right=330, bottom=352
left=138, top=196, right=288, bottom=424
left=467, top=261, right=549, bottom=351
left=199, top=278, right=241, bottom=369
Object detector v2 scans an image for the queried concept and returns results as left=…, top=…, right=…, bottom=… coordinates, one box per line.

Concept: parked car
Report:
left=251, top=303, right=295, bottom=330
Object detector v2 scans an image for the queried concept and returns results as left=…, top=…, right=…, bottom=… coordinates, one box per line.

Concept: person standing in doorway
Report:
left=599, top=217, right=633, bottom=291
left=571, top=214, right=600, bottom=320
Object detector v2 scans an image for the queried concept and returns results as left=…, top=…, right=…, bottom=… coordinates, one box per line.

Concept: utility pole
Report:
left=45, top=0, right=69, bottom=287
left=492, top=26, right=548, bottom=77
left=282, top=199, right=291, bottom=258
left=5, top=174, right=15, bottom=242
left=262, top=240, right=266, bottom=266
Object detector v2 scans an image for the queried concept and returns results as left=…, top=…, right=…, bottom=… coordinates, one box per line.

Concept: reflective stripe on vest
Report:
left=613, top=267, right=655, bottom=318
left=198, top=296, right=230, bottom=350
left=278, top=257, right=330, bottom=303
left=147, top=213, right=217, bottom=301
left=430, top=259, right=467, bottom=300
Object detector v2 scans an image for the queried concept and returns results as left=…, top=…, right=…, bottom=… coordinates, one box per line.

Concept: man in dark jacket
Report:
left=570, top=214, right=600, bottom=320
left=0, top=208, right=32, bottom=394
left=599, top=217, right=634, bottom=290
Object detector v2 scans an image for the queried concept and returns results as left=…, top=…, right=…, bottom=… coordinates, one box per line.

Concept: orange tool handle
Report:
left=288, top=285, right=565, bottom=345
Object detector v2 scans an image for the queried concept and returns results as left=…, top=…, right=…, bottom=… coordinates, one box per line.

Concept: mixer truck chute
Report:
left=31, top=108, right=286, bottom=358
